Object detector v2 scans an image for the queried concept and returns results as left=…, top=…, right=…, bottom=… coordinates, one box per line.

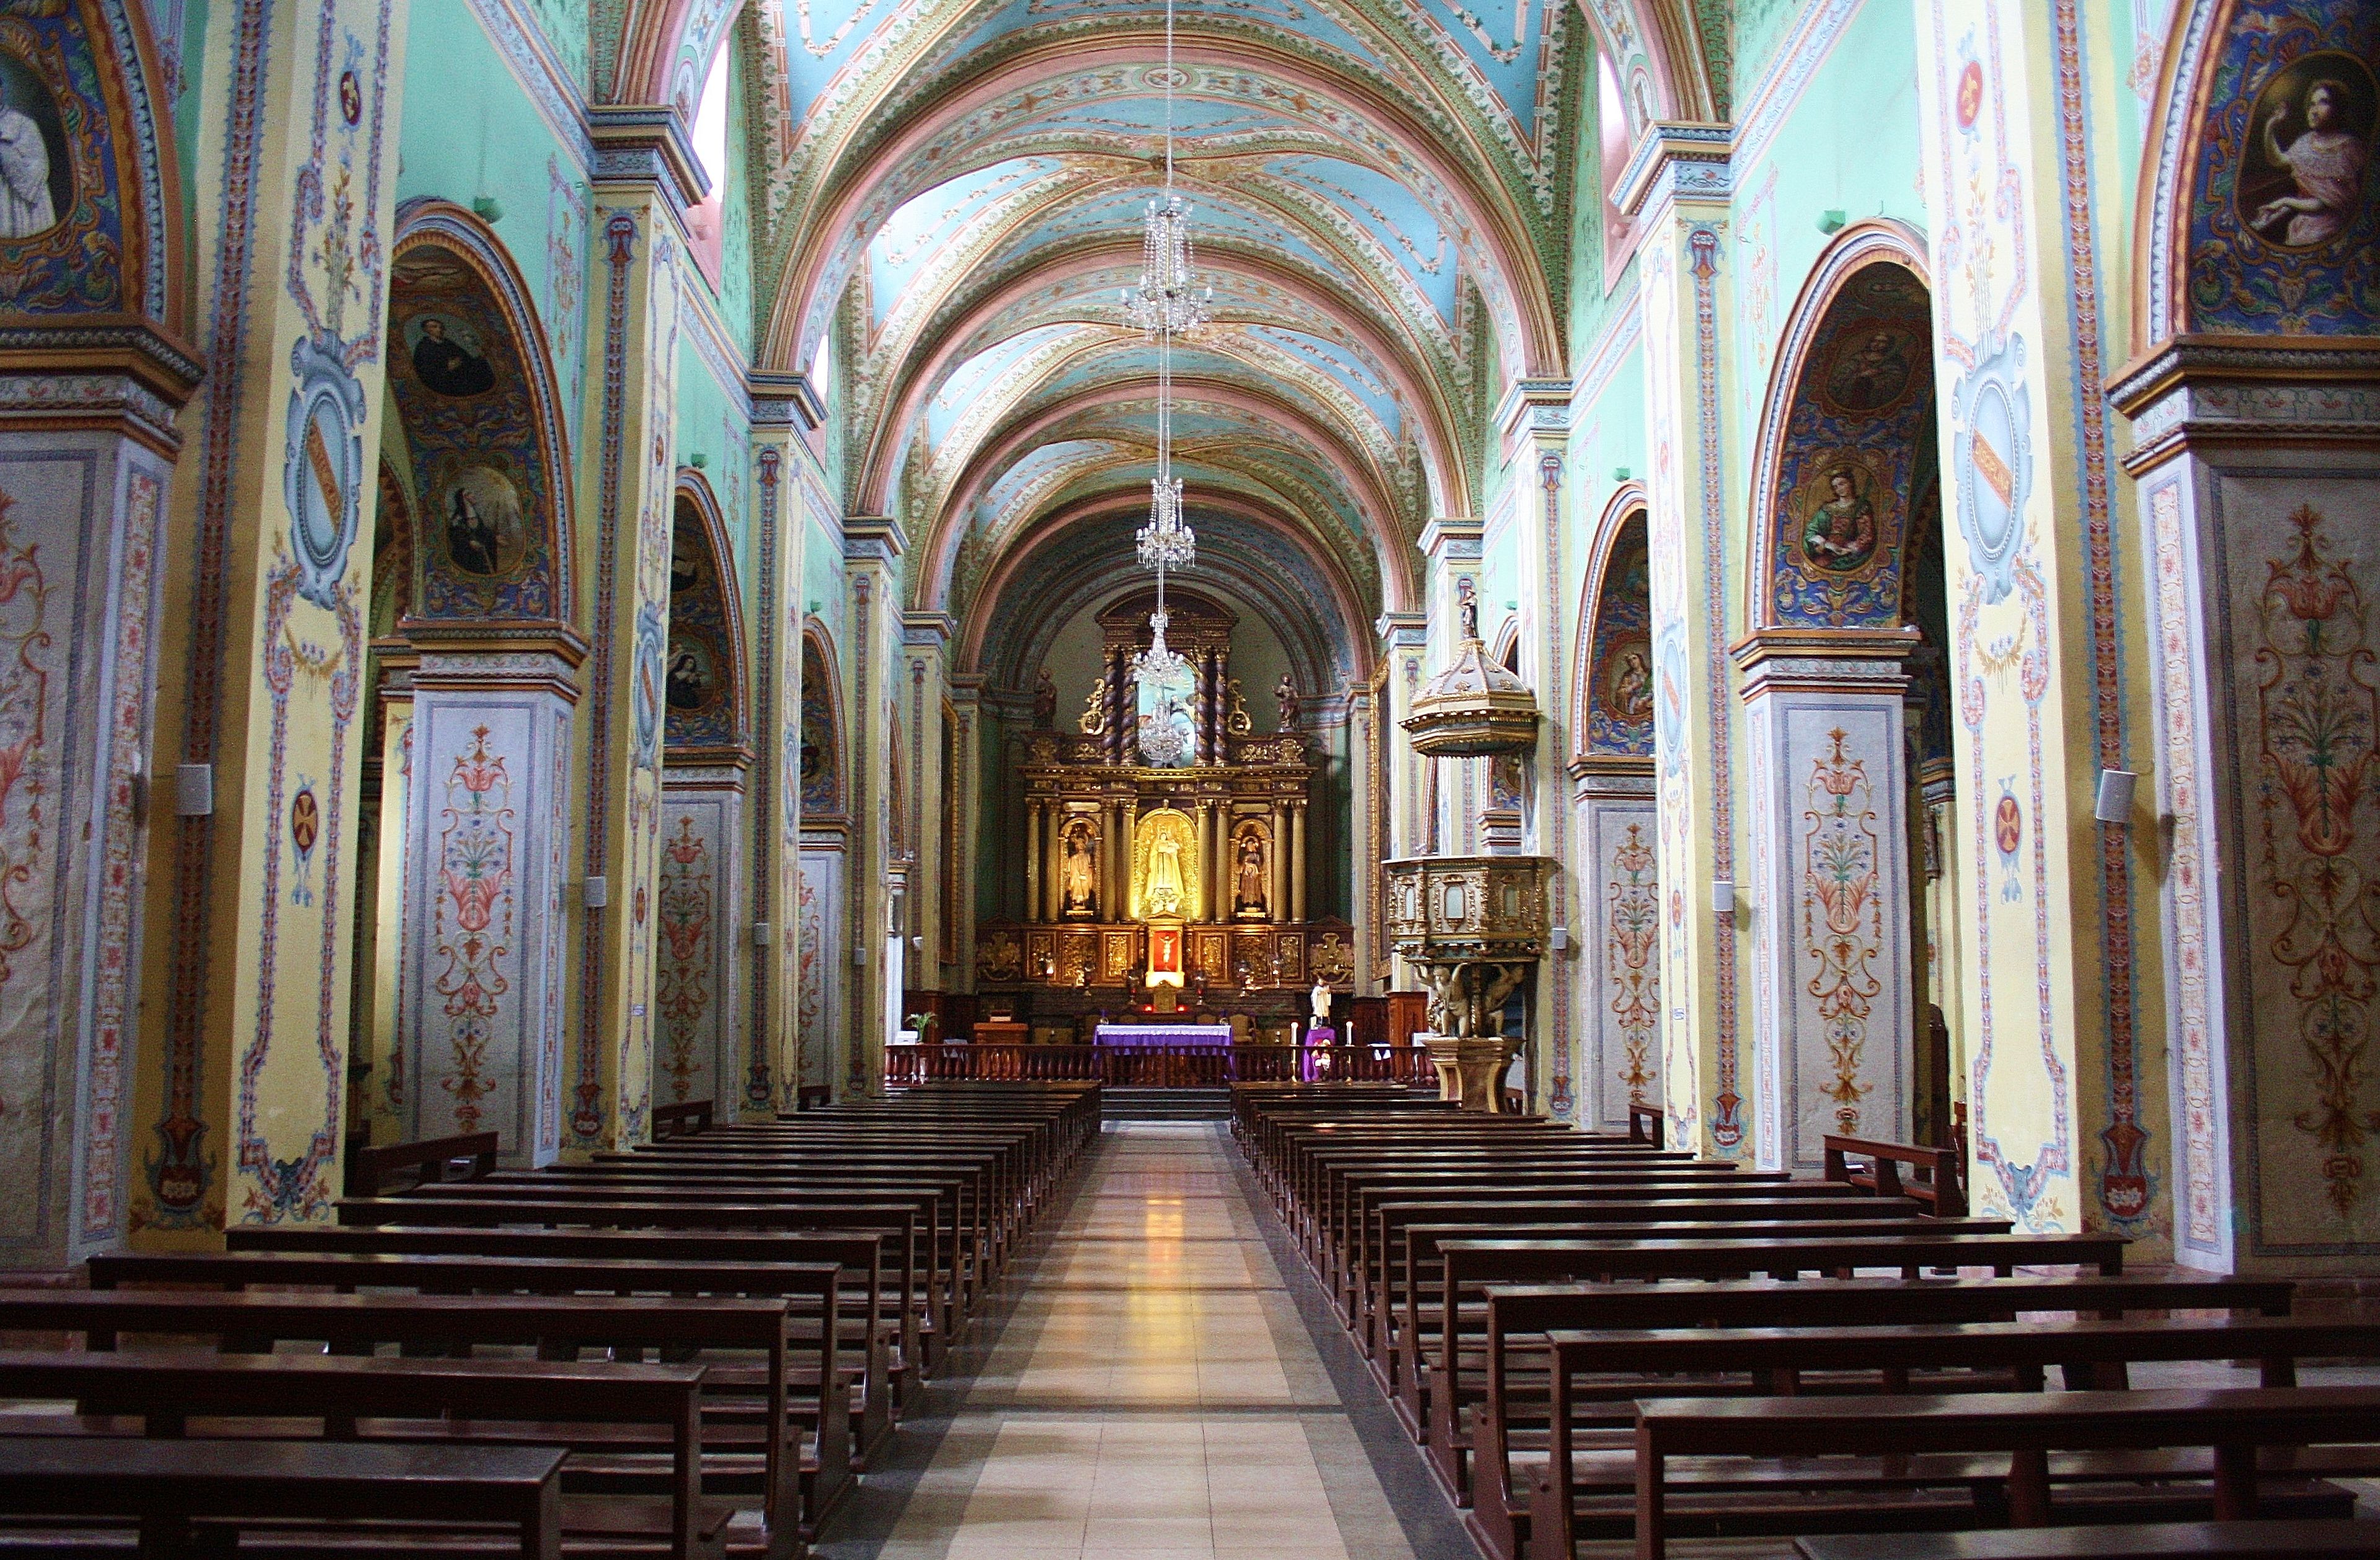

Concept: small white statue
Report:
left=1310, top=978, right=1331, bottom=1030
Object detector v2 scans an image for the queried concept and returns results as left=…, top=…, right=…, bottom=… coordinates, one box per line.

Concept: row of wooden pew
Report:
left=1228, top=1083, right=2380, bottom=1560
left=0, top=1081, right=1101, bottom=1558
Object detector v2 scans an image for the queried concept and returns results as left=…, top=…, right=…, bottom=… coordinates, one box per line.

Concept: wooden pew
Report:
left=220, top=1225, right=899, bottom=1464
left=1794, top=1520, right=2380, bottom=1559
left=347, top=1130, right=499, bottom=1197
left=1826, top=1132, right=1966, bottom=1217
left=1409, top=1231, right=2123, bottom=1468
left=0, top=1435, right=567, bottom=1559
left=0, top=1350, right=730, bottom=1560
left=654, top=1099, right=716, bottom=1140
left=1532, top=1318, right=2380, bottom=1559
left=1468, top=1273, right=2296, bottom=1559
left=0, top=1284, right=826, bottom=1544
left=331, top=1197, right=926, bottom=1399
left=1627, top=1386, right=2380, bottom=1560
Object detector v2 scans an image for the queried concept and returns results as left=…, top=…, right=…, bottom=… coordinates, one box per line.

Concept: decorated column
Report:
left=1375, top=611, right=1428, bottom=996
left=1618, top=123, right=1743, bottom=1159
left=948, top=676, right=984, bottom=993
left=1416, top=519, right=1483, bottom=856
left=131, top=0, right=407, bottom=1240
left=2108, top=0, right=2380, bottom=1274
left=567, top=107, right=697, bottom=1149
left=1735, top=641, right=1916, bottom=1171
left=0, top=153, right=197, bottom=1265
left=841, top=516, right=904, bottom=1098
left=900, top=612, right=953, bottom=997
left=746, top=378, right=815, bottom=1117
left=1500, top=379, right=1575, bottom=1117
left=1911, top=0, right=2136, bottom=1236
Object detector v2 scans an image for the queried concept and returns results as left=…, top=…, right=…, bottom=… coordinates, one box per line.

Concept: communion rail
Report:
left=885, top=1042, right=1436, bottom=1088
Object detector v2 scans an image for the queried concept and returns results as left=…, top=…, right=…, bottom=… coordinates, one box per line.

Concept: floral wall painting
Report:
left=0, top=51, right=69, bottom=241
left=2184, top=2, right=2380, bottom=333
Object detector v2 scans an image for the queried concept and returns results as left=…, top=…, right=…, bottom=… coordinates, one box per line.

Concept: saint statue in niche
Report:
left=1059, top=822, right=1099, bottom=918
left=1275, top=673, right=1301, bottom=732
left=1823, top=327, right=1915, bottom=412
left=1033, top=667, right=1058, bottom=730
left=1233, top=832, right=1268, bottom=919
left=1146, top=829, right=1186, bottom=917
left=0, top=61, right=66, bottom=240
left=1801, top=464, right=1879, bottom=574
left=2244, top=60, right=2375, bottom=249
left=409, top=316, right=498, bottom=397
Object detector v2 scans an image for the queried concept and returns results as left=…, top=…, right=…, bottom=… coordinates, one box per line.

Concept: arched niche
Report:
left=1575, top=504, right=1654, bottom=763
left=385, top=200, right=575, bottom=632
left=0, top=0, right=185, bottom=330
left=2134, top=0, right=2380, bottom=345
left=799, top=624, right=846, bottom=823
left=1746, top=226, right=1937, bottom=635
left=664, top=472, right=750, bottom=761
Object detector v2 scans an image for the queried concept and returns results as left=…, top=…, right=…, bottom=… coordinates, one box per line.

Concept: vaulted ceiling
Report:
left=599, top=0, right=1721, bottom=682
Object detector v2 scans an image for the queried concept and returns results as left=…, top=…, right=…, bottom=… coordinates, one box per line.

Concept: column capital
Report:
left=901, top=611, right=954, bottom=650
left=1418, top=516, right=1483, bottom=563
left=1376, top=611, right=1429, bottom=651
left=0, top=321, right=205, bottom=456
left=2108, top=336, right=2380, bottom=476
left=1617, top=122, right=1735, bottom=221
left=1496, top=378, right=1573, bottom=453
left=588, top=104, right=706, bottom=212
left=843, top=515, right=908, bottom=564
left=749, top=370, right=828, bottom=431
left=1730, top=627, right=1916, bottom=697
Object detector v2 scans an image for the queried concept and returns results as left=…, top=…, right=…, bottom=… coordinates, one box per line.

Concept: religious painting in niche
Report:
left=1817, top=322, right=1923, bottom=415
left=0, top=0, right=132, bottom=319
left=1584, top=520, right=1654, bottom=758
left=2185, top=6, right=2380, bottom=334
left=1767, top=262, right=1935, bottom=629
left=2238, top=52, right=2374, bottom=250
left=1231, top=819, right=1271, bottom=920
left=405, top=314, right=499, bottom=397
left=1794, top=459, right=1886, bottom=575
left=371, top=458, right=414, bottom=637
left=1059, top=815, right=1101, bottom=920
left=389, top=237, right=564, bottom=623
left=664, top=500, right=740, bottom=751
left=799, top=635, right=843, bottom=816
left=439, top=465, right=526, bottom=578
left=0, top=53, right=68, bottom=239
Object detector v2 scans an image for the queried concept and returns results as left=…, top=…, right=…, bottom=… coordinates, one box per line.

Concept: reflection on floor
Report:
left=820, top=1121, right=2380, bottom=1560
left=820, top=1120, right=1473, bottom=1560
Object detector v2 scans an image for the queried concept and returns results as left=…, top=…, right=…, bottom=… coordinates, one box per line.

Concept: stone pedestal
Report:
left=1424, top=1035, right=1512, bottom=1111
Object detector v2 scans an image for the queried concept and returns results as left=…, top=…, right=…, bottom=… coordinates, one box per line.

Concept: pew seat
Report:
left=0, top=1435, right=567, bottom=1558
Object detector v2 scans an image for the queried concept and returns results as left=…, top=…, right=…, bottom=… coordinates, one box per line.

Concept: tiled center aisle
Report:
left=826, top=1120, right=1476, bottom=1560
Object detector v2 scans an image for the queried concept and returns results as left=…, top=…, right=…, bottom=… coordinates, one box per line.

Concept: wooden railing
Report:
left=885, top=1043, right=1437, bottom=1088
left=1823, top=1132, right=1967, bottom=1217
left=345, top=1132, right=499, bottom=1197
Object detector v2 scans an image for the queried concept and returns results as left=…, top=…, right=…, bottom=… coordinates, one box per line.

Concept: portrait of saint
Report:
left=0, top=57, right=69, bottom=241
left=665, top=638, right=715, bottom=712
left=1823, top=327, right=1916, bottom=412
left=670, top=530, right=705, bottom=598
left=407, top=314, right=498, bottom=397
left=1800, top=464, right=1880, bottom=574
left=2240, top=56, right=2376, bottom=250
left=1606, top=636, right=1653, bottom=725
left=442, top=466, right=525, bottom=578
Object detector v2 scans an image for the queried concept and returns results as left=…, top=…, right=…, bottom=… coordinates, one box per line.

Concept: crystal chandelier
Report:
left=1124, top=0, right=1203, bottom=764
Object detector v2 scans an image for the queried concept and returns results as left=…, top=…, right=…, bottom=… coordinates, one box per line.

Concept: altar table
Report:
left=1093, top=1024, right=1233, bottom=1046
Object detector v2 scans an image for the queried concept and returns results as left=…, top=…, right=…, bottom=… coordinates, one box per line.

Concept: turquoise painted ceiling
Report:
left=727, top=0, right=1589, bottom=652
